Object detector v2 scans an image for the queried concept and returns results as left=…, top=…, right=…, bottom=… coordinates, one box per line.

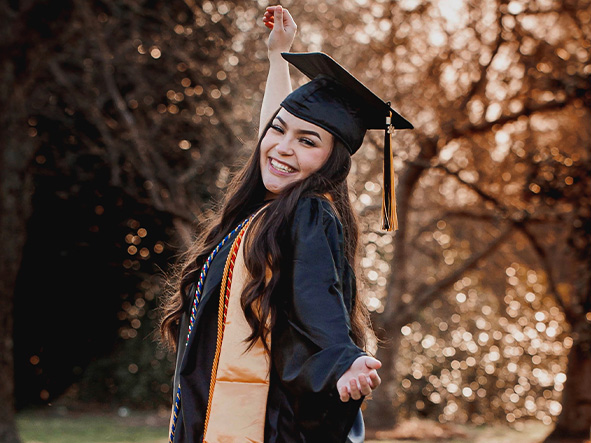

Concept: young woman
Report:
left=160, top=5, right=412, bottom=442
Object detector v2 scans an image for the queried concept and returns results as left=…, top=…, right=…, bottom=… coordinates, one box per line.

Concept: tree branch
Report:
left=456, top=3, right=504, bottom=110
left=76, top=1, right=199, bottom=221
left=517, top=223, right=578, bottom=324
left=383, top=223, right=515, bottom=330
left=409, top=159, right=511, bottom=216
left=446, top=97, right=575, bottom=144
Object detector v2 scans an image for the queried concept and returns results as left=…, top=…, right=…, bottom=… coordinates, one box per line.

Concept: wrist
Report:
left=268, top=48, right=290, bottom=59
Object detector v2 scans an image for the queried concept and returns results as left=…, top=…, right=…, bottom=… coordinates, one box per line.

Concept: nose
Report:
left=275, top=137, right=294, bottom=156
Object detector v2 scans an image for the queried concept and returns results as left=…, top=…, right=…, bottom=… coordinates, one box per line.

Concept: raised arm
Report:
left=259, top=6, right=297, bottom=138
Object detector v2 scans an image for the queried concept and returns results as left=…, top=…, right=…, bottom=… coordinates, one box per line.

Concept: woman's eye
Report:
left=271, top=124, right=284, bottom=133
left=300, top=138, right=316, bottom=147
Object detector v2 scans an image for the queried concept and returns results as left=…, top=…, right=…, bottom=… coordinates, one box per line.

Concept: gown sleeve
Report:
left=272, top=196, right=366, bottom=397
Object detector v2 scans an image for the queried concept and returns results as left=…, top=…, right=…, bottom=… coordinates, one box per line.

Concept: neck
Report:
left=264, top=190, right=279, bottom=200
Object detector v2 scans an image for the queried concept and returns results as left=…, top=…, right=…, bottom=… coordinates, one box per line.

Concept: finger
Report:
left=262, top=14, right=274, bottom=27
left=273, top=5, right=284, bottom=30
left=339, top=385, right=350, bottom=402
left=368, top=370, right=381, bottom=388
left=349, top=378, right=361, bottom=401
left=364, top=357, right=382, bottom=370
left=282, top=8, right=297, bottom=29
left=358, top=374, right=372, bottom=396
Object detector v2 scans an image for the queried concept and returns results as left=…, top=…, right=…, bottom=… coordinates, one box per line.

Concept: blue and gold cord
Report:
left=168, top=216, right=250, bottom=443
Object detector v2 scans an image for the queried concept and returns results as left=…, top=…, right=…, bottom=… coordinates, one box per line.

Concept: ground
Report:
left=16, top=408, right=560, bottom=443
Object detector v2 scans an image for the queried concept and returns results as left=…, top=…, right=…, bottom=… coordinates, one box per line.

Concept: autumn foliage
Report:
left=1, top=0, right=590, bottom=441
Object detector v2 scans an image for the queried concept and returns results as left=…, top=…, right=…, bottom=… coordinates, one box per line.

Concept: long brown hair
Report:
left=159, top=113, right=369, bottom=352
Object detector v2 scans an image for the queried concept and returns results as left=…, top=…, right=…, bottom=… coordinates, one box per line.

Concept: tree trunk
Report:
left=364, top=137, right=438, bottom=430
left=0, top=245, right=23, bottom=443
left=0, top=46, right=38, bottom=443
left=545, top=321, right=591, bottom=442
left=364, top=325, right=402, bottom=430
left=0, top=133, right=32, bottom=443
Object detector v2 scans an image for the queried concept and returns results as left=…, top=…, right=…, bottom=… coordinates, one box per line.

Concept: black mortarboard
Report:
left=280, top=52, right=414, bottom=231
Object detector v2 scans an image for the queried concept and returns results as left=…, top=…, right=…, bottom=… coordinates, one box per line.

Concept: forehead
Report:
left=276, top=108, right=334, bottom=140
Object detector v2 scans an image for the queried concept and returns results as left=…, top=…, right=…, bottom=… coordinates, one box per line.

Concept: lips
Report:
left=269, top=157, right=297, bottom=174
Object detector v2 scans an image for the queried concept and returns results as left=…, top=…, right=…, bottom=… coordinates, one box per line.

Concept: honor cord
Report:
left=168, top=216, right=250, bottom=443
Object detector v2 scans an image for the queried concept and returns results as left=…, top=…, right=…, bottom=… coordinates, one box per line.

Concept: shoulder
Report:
left=292, top=195, right=341, bottom=232
left=288, top=195, right=344, bottom=252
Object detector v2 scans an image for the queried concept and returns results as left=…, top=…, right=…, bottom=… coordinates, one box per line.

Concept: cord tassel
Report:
left=381, top=111, right=398, bottom=231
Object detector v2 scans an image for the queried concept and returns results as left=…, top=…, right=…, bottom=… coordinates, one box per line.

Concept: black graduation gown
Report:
left=172, top=196, right=366, bottom=442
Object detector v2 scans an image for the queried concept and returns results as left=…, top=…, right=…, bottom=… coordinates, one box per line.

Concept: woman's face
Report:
left=260, top=108, right=334, bottom=198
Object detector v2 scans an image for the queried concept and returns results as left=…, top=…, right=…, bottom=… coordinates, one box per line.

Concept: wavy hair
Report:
left=159, top=112, right=369, bottom=352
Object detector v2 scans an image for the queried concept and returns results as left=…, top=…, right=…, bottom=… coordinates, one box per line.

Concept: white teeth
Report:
left=270, top=158, right=296, bottom=173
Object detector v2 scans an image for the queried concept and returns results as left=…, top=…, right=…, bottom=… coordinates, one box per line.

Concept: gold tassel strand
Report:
left=381, top=110, right=398, bottom=231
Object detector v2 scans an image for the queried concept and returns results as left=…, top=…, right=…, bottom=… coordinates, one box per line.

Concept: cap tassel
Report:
left=381, top=110, right=398, bottom=231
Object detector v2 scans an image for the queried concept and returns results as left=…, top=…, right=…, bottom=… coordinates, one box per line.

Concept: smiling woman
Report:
left=260, top=110, right=334, bottom=197
left=158, top=4, right=413, bottom=443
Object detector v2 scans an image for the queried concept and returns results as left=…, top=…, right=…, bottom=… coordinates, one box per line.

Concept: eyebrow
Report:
left=276, top=116, right=323, bottom=141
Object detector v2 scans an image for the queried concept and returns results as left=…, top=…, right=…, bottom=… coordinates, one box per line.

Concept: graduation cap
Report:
left=280, top=52, right=414, bottom=231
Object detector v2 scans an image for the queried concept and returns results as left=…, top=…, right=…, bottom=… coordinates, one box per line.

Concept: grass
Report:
left=17, top=409, right=168, bottom=443
left=17, top=409, right=553, bottom=443
left=367, top=420, right=552, bottom=443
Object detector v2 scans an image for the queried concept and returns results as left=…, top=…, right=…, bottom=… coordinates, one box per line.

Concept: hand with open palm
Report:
left=337, top=356, right=382, bottom=402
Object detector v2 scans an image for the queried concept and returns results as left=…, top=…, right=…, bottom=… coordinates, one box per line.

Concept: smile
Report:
left=270, top=158, right=297, bottom=174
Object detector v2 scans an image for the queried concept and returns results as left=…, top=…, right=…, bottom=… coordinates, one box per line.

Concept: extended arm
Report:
left=273, top=198, right=381, bottom=402
left=259, top=6, right=297, bottom=138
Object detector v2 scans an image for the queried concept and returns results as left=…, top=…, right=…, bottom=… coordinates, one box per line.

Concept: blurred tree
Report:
left=329, top=0, right=590, bottom=439
left=0, top=0, right=268, bottom=437
left=1, top=2, right=74, bottom=441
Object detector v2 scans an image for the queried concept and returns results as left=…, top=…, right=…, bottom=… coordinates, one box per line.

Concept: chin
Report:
left=262, top=176, right=289, bottom=196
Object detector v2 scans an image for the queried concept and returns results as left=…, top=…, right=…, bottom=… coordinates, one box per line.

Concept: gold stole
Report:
left=203, top=220, right=271, bottom=443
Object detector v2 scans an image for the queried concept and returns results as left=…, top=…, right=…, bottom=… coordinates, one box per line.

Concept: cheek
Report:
left=300, top=149, right=332, bottom=176
left=259, top=141, right=271, bottom=165
left=260, top=138, right=269, bottom=156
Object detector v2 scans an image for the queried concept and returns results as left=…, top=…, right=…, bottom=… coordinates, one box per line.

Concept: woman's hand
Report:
left=336, top=356, right=382, bottom=402
left=263, top=5, right=297, bottom=55
left=258, top=5, right=296, bottom=135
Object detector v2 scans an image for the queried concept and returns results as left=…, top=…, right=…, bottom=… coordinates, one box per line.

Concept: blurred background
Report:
left=1, top=0, right=590, bottom=442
